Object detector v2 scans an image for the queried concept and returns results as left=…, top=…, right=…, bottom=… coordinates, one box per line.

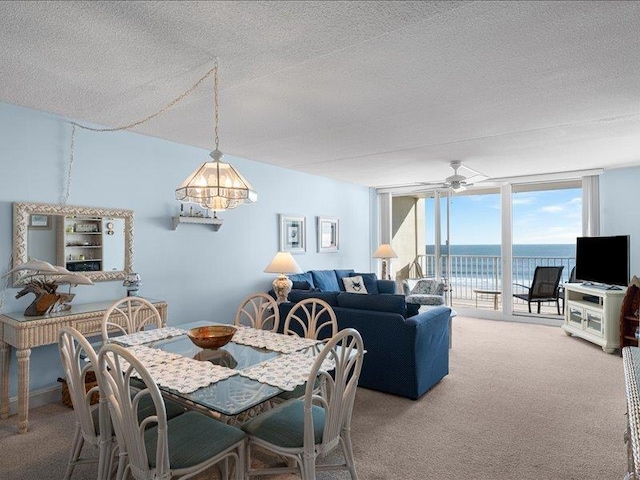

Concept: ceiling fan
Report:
left=416, top=160, right=490, bottom=192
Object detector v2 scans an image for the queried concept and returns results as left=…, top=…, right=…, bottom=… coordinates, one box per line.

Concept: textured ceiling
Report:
left=2, top=1, right=640, bottom=189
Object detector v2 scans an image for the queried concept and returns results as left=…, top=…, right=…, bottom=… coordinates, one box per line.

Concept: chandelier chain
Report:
left=64, top=62, right=217, bottom=203
left=214, top=58, right=220, bottom=151
left=70, top=66, right=216, bottom=133
left=63, top=124, right=76, bottom=205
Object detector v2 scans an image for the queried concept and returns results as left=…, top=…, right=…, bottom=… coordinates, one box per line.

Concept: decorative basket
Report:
left=58, top=371, right=99, bottom=409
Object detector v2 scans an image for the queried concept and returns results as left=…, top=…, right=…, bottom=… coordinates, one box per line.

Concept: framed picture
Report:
left=279, top=214, right=306, bottom=253
left=29, top=214, right=51, bottom=230
left=317, top=216, right=339, bottom=253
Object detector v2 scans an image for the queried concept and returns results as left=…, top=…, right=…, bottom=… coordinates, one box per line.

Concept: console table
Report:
left=561, top=283, right=625, bottom=354
left=0, top=298, right=167, bottom=433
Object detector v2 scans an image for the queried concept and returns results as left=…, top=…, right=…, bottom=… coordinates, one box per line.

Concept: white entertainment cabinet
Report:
left=562, top=283, right=626, bottom=354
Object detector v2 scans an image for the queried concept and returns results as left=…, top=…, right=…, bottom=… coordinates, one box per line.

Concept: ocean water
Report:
left=423, top=244, right=576, bottom=287
left=425, top=244, right=575, bottom=258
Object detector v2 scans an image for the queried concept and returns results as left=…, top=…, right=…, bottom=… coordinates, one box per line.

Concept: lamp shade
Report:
left=175, top=150, right=257, bottom=211
left=373, top=244, right=398, bottom=259
left=264, top=252, right=303, bottom=275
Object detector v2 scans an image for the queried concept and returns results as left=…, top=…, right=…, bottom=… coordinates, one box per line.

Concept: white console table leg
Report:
left=0, top=341, right=10, bottom=419
left=16, top=348, right=30, bottom=433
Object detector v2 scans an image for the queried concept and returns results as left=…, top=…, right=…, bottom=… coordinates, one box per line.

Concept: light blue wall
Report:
left=0, top=101, right=375, bottom=396
left=600, top=166, right=640, bottom=277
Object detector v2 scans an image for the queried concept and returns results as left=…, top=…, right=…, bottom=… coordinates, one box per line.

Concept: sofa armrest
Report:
left=376, top=279, right=397, bottom=294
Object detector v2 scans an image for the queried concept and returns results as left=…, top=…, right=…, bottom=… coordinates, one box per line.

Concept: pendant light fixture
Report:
left=175, top=59, right=257, bottom=212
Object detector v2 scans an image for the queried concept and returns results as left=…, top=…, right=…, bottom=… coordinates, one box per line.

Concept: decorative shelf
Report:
left=171, top=216, right=223, bottom=231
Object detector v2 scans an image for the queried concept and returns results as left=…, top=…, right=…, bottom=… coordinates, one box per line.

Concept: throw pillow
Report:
left=334, top=269, right=355, bottom=291
left=291, top=281, right=312, bottom=290
left=310, top=270, right=341, bottom=292
left=287, top=272, right=315, bottom=289
left=349, top=272, right=379, bottom=294
left=342, top=276, right=368, bottom=294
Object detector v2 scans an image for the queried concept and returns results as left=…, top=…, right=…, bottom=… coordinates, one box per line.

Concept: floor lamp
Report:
left=373, top=244, right=398, bottom=280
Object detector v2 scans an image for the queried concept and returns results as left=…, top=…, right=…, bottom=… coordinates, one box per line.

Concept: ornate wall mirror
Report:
left=12, top=202, right=133, bottom=286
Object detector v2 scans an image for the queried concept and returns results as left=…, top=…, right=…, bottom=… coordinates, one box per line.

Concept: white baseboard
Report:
left=6, top=385, right=62, bottom=416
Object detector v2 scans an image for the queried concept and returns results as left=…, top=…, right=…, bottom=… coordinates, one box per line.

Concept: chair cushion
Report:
left=310, top=270, right=341, bottom=292
left=334, top=269, right=355, bottom=291
left=342, top=276, right=368, bottom=294
left=411, top=279, right=444, bottom=295
left=349, top=272, right=379, bottom=294
left=405, top=294, right=444, bottom=306
left=91, top=394, right=185, bottom=435
left=144, top=411, right=245, bottom=469
left=241, top=399, right=325, bottom=448
left=288, top=272, right=315, bottom=289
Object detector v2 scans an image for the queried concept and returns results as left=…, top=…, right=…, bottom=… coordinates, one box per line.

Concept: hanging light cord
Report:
left=213, top=58, right=220, bottom=151
left=63, top=62, right=218, bottom=203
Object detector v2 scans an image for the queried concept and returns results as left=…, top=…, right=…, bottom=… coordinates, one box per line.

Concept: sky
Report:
left=425, top=188, right=582, bottom=245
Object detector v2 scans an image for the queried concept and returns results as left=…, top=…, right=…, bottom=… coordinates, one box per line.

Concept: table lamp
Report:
left=373, top=244, right=398, bottom=280
left=264, top=251, right=303, bottom=303
left=123, top=272, right=142, bottom=296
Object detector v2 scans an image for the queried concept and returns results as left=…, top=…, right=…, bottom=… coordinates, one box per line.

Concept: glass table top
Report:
left=110, top=321, right=285, bottom=416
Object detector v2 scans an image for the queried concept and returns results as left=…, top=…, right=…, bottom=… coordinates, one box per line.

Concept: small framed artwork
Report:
left=279, top=214, right=306, bottom=254
left=29, top=214, right=51, bottom=230
left=317, top=216, right=339, bottom=253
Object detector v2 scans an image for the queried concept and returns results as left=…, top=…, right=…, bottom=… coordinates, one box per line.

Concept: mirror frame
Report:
left=13, top=202, right=134, bottom=286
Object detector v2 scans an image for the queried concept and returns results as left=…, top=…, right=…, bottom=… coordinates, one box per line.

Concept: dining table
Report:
left=101, top=320, right=330, bottom=420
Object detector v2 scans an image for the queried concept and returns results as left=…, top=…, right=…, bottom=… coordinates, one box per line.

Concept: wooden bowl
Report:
left=187, top=325, right=237, bottom=350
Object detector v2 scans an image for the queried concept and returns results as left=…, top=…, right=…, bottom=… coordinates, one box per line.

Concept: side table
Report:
left=0, top=298, right=167, bottom=433
left=474, top=288, right=501, bottom=310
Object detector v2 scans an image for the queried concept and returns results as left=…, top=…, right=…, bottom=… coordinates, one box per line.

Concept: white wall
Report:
left=600, top=166, right=640, bottom=277
left=0, top=101, right=374, bottom=396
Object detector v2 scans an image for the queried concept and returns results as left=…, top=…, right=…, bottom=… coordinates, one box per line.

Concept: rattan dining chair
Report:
left=277, top=298, right=339, bottom=402
left=242, top=328, right=364, bottom=479
left=58, top=326, right=122, bottom=480
left=234, top=292, right=280, bottom=332
left=283, top=298, right=338, bottom=341
left=101, top=297, right=163, bottom=341
left=97, top=343, right=246, bottom=480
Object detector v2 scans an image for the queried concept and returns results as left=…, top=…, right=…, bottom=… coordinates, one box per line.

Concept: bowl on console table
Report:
left=187, top=325, right=236, bottom=349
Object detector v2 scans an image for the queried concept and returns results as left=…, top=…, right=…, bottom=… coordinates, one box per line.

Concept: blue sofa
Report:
left=287, top=269, right=397, bottom=295
left=279, top=289, right=451, bottom=399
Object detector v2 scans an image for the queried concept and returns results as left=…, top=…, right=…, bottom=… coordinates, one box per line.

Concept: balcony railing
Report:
left=414, top=253, right=575, bottom=303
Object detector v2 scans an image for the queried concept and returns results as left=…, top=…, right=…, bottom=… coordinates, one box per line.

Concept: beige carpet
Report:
left=0, top=316, right=628, bottom=479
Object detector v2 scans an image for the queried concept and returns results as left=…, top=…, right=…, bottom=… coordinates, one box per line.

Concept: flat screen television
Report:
left=575, top=235, right=630, bottom=288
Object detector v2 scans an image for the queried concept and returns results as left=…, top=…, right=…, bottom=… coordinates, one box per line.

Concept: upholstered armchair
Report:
left=402, top=278, right=446, bottom=306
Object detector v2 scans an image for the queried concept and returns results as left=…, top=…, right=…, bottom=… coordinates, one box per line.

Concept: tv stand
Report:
left=581, top=282, right=623, bottom=291
left=562, top=283, right=626, bottom=354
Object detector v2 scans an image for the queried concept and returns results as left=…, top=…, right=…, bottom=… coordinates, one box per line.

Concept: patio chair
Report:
left=234, top=292, right=280, bottom=332
left=97, top=343, right=246, bottom=480
left=242, top=328, right=364, bottom=479
left=513, top=266, right=565, bottom=314
left=101, top=297, right=163, bottom=341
